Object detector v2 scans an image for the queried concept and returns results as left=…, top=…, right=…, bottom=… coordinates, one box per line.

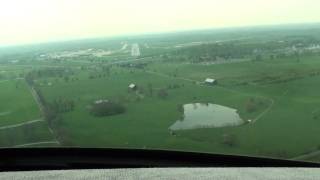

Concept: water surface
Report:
left=169, top=103, right=244, bottom=130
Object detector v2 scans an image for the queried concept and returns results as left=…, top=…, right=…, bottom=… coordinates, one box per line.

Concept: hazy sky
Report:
left=0, top=0, right=319, bottom=46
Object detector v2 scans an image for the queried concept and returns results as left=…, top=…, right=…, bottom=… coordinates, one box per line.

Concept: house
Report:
left=128, top=83, right=137, bottom=90
left=204, top=78, right=217, bottom=85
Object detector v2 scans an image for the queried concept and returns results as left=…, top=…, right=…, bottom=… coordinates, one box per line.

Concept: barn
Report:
left=128, top=83, right=137, bottom=90
left=204, top=78, right=217, bottom=85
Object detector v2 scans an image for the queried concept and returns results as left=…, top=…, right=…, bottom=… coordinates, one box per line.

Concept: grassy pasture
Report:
left=0, top=121, right=55, bottom=147
left=33, top=54, right=320, bottom=160
left=2, top=26, right=320, bottom=161
left=0, top=79, right=40, bottom=126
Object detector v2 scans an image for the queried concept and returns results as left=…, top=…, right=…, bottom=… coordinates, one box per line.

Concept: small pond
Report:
left=169, top=103, right=244, bottom=130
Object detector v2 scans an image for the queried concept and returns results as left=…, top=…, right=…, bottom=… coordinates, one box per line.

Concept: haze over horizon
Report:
left=1, top=0, right=320, bottom=46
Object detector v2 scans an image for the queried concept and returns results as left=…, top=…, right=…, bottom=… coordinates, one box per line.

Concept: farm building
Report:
left=204, top=78, right=217, bottom=85
left=94, top=99, right=109, bottom=104
left=128, top=83, right=137, bottom=90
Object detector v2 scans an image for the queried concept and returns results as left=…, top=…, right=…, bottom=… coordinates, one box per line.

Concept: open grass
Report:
left=32, top=54, right=320, bottom=160
left=0, top=79, right=40, bottom=126
left=1, top=28, right=320, bottom=162
left=0, top=121, right=55, bottom=147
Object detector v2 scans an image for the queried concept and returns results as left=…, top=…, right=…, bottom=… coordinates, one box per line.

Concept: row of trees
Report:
left=25, top=72, right=75, bottom=146
left=88, top=73, right=109, bottom=79
left=161, top=39, right=320, bottom=64
left=49, top=98, right=75, bottom=113
left=167, top=43, right=258, bottom=63
left=244, top=97, right=267, bottom=114
left=32, top=68, right=74, bottom=78
left=129, top=83, right=170, bottom=100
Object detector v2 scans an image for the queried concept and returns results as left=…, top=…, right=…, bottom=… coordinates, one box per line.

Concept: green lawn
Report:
left=148, top=55, right=320, bottom=86
left=2, top=49, right=319, bottom=161
left=0, top=121, right=56, bottom=147
left=34, top=54, right=320, bottom=160
left=0, top=79, right=41, bottom=126
left=38, top=66, right=270, bottom=152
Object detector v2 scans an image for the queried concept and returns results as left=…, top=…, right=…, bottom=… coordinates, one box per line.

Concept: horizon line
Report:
left=1, top=21, right=320, bottom=49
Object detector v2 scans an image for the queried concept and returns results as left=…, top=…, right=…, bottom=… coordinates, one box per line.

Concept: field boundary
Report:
left=290, top=150, right=320, bottom=161
left=0, top=79, right=62, bottom=148
left=0, top=119, right=44, bottom=130
left=13, top=141, right=60, bottom=147
left=27, top=82, right=61, bottom=145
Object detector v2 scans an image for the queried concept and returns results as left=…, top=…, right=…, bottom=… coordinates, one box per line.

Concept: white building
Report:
left=129, top=83, right=137, bottom=90
left=204, top=78, right=217, bottom=85
left=131, top=43, right=141, bottom=57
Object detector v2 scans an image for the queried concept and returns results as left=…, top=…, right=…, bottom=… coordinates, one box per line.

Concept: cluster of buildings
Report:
left=38, top=42, right=142, bottom=60
left=131, top=44, right=141, bottom=57
left=39, top=49, right=114, bottom=59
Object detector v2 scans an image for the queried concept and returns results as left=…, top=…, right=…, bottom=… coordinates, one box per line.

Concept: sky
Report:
left=0, top=0, right=319, bottom=46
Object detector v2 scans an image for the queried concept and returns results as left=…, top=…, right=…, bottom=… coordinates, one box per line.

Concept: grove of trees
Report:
left=90, top=101, right=126, bottom=117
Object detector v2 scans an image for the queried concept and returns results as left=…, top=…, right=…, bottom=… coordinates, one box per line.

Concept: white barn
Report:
left=129, top=83, right=137, bottom=90
left=204, top=78, right=217, bottom=85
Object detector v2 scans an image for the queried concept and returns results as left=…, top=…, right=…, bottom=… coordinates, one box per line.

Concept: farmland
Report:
left=1, top=24, right=320, bottom=162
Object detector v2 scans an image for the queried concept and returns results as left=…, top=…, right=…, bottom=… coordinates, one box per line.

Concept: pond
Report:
left=169, top=103, right=244, bottom=130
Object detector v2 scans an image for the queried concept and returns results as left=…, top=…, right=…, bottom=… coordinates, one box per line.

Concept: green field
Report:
left=31, top=54, right=320, bottom=160
left=1, top=25, right=320, bottom=161
left=38, top=67, right=268, bottom=148
left=0, top=79, right=40, bottom=126
left=0, top=121, right=56, bottom=147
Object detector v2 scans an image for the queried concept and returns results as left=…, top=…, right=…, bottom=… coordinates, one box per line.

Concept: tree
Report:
left=157, top=89, right=168, bottom=99
left=50, top=98, right=75, bottom=113
left=270, top=54, right=275, bottom=60
left=69, top=100, right=75, bottom=111
left=255, top=54, right=263, bottom=61
left=294, top=51, right=300, bottom=62
left=245, top=98, right=258, bottom=113
left=221, top=134, right=238, bottom=147
left=90, top=101, right=126, bottom=117
left=64, top=76, right=69, bottom=82
left=177, top=104, right=184, bottom=113
left=147, top=83, right=153, bottom=96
